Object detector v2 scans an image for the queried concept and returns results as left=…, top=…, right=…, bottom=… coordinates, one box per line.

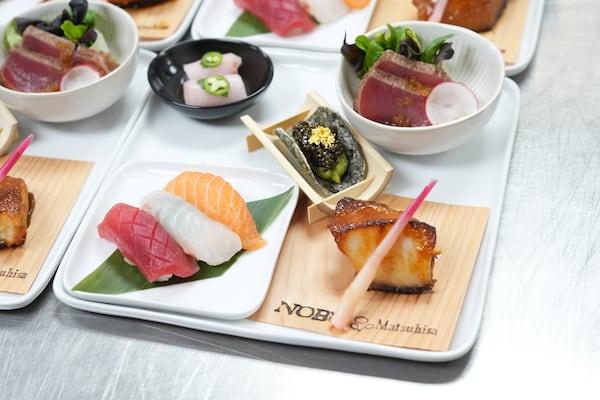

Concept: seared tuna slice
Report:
left=21, top=25, right=75, bottom=67
left=0, top=45, right=65, bottom=92
left=374, top=50, right=450, bottom=87
left=354, top=68, right=433, bottom=127
left=72, top=46, right=119, bottom=76
left=353, top=51, right=452, bottom=127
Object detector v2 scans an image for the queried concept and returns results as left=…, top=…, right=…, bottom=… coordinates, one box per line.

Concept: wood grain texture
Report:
left=106, top=0, right=195, bottom=41
left=0, top=156, right=93, bottom=294
left=369, top=0, right=530, bottom=65
left=251, top=192, right=490, bottom=352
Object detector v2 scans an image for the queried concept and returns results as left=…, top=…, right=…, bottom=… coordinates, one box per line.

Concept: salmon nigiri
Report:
left=98, top=203, right=200, bottom=283
left=164, top=171, right=267, bottom=251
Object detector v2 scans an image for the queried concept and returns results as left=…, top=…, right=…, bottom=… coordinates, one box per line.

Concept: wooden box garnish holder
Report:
left=242, top=91, right=394, bottom=223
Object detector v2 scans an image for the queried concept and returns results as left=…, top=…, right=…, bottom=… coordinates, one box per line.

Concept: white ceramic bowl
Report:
left=336, top=21, right=505, bottom=155
left=0, top=1, right=138, bottom=123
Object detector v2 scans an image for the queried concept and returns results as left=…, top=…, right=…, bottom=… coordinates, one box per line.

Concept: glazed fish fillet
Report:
left=0, top=176, right=34, bottom=249
left=328, top=197, right=438, bottom=293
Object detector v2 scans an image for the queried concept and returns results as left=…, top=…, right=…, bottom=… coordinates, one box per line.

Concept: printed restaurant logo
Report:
left=0, top=267, right=27, bottom=280
left=274, top=300, right=438, bottom=335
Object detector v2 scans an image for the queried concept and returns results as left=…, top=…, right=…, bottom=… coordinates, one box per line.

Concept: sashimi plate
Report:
left=190, top=0, right=378, bottom=53
left=61, top=161, right=299, bottom=320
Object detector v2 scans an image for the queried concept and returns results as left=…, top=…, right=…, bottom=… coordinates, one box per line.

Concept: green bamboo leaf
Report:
left=226, top=11, right=270, bottom=37
left=72, top=187, right=295, bottom=294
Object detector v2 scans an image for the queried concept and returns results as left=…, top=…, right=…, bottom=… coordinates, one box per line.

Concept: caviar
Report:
left=291, top=121, right=346, bottom=172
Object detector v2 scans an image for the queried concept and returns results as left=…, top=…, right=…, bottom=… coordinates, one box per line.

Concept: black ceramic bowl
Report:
left=147, top=38, right=274, bottom=120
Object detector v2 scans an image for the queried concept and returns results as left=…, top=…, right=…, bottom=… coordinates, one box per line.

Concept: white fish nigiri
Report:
left=141, top=190, right=242, bottom=266
left=183, top=74, right=248, bottom=107
left=183, top=52, right=242, bottom=80
left=298, top=0, right=350, bottom=24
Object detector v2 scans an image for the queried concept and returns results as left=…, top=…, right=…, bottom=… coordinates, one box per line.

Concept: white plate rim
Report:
left=506, top=0, right=546, bottom=76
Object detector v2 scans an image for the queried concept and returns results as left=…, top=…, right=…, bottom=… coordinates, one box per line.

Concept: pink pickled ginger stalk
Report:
left=330, top=179, right=438, bottom=331
left=428, top=0, right=449, bottom=22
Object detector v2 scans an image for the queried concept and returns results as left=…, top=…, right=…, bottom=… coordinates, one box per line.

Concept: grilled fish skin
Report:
left=0, top=176, right=34, bottom=249
left=328, top=197, right=438, bottom=293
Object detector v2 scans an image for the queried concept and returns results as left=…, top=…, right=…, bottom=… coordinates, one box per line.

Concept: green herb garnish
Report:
left=341, top=24, right=455, bottom=77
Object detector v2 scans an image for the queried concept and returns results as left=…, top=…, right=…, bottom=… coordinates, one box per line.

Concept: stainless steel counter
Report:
left=1, top=0, right=599, bottom=398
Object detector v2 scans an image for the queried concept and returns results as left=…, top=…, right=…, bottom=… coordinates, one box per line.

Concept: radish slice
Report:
left=425, top=81, right=479, bottom=125
left=60, top=65, right=102, bottom=91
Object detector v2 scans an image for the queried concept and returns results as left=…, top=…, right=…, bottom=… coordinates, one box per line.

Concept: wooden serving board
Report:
left=102, top=0, right=196, bottom=41
left=250, top=192, right=490, bottom=352
left=0, top=156, right=93, bottom=295
left=369, top=0, right=530, bottom=65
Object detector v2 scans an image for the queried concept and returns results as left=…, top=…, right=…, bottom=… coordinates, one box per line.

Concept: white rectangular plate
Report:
left=190, top=0, right=378, bottom=53
left=53, top=47, right=519, bottom=361
left=62, top=161, right=299, bottom=320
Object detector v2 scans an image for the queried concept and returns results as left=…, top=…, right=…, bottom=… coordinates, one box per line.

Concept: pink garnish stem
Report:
left=428, top=0, right=449, bottom=22
left=0, top=134, right=33, bottom=182
left=330, top=179, right=438, bottom=331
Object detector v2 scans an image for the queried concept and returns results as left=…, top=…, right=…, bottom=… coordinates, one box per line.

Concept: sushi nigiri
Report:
left=183, top=74, right=248, bottom=107
left=164, top=171, right=267, bottom=251
left=298, top=0, right=350, bottom=24
left=141, top=191, right=242, bottom=266
left=97, top=202, right=199, bottom=283
left=183, top=52, right=242, bottom=81
left=233, top=0, right=317, bottom=37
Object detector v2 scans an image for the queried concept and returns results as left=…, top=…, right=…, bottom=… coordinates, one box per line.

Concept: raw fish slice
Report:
left=298, top=0, right=349, bottom=24
left=183, top=74, right=248, bottom=107
left=72, top=46, right=119, bottom=76
left=0, top=44, right=65, bottom=92
left=354, top=67, right=432, bottom=127
left=234, top=0, right=317, bottom=37
left=21, top=25, right=75, bottom=67
left=373, top=50, right=451, bottom=87
left=183, top=53, right=242, bottom=80
left=97, top=202, right=199, bottom=283
left=164, top=171, right=267, bottom=251
left=141, top=191, right=242, bottom=265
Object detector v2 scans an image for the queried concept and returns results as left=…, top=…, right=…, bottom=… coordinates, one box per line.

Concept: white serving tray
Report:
left=506, top=0, right=545, bottom=76
left=190, top=0, right=378, bottom=53
left=0, top=49, right=155, bottom=310
left=53, top=45, right=520, bottom=361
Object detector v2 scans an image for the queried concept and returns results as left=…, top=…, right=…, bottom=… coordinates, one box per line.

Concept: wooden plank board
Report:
left=102, top=0, right=196, bottom=41
left=0, top=156, right=93, bottom=294
left=250, top=192, right=490, bottom=352
left=369, top=0, right=530, bottom=65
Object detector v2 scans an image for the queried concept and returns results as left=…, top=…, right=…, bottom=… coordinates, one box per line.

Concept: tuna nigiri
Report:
left=141, top=191, right=242, bottom=265
left=164, top=171, right=267, bottom=251
left=182, top=74, right=248, bottom=107
left=98, top=202, right=199, bottom=283
left=183, top=52, right=242, bottom=81
left=233, top=0, right=317, bottom=37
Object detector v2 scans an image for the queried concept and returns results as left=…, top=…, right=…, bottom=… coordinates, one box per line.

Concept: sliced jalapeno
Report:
left=199, top=75, right=230, bottom=96
left=201, top=51, right=223, bottom=68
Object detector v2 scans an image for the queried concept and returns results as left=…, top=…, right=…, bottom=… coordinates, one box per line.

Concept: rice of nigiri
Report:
left=164, top=171, right=267, bottom=251
left=97, top=202, right=199, bottom=283
left=183, top=52, right=242, bottom=81
left=298, top=0, right=350, bottom=24
left=141, top=191, right=242, bottom=266
left=183, top=74, right=247, bottom=107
